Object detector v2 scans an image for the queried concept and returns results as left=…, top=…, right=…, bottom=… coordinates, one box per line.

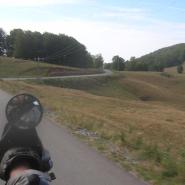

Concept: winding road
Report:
left=0, top=70, right=113, bottom=81
left=0, top=70, right=149, bottom=185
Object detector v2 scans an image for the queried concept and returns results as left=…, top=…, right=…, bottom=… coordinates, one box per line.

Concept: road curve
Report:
left=0, top=70, right=113, bottom=81
left=0, top=89, right=149, bottom=185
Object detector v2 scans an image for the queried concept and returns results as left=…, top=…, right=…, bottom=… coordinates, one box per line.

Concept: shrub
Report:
left=177, top=65, right=183, bottom=74
left=120, top=132, right=126, bottom=144
left=142, top=145, right=163, bottom=163
left=160, top=72, right=173, bottom=78
left=162, top=153, right=178, bottom=178
left=130, top=137, right=143, bottom=150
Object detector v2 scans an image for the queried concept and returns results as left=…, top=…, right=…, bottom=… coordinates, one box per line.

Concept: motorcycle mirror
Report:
left=6, top=94, right=43, bottom=129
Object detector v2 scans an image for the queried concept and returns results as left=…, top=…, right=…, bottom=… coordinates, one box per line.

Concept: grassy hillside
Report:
left=127, top=43, right=185, bottom=71
left=0, top=72, right=185, bottom=185
left=0, top=57, right=102, bottom=77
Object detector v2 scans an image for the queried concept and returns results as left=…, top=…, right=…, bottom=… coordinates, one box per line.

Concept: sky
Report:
left=1, top=0, right=185, bottom=62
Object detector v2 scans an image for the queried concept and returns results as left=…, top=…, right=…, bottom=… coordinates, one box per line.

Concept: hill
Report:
left=126, top=43, right=185, bottom=71
left=1, top=71, right=185, bottom=185
left=0, top=57, right=102, bottom=78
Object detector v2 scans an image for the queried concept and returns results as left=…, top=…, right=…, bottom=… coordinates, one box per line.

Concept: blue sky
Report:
left=1, top=0, right=185, bottom=61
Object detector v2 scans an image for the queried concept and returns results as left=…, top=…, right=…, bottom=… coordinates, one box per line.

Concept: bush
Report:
left=162, top=161, right=178, bottom=177
left=120, top=132, right=126, bottom=144
left=142, top=145, right=163, bottom=163
left=160, top=72, right=173, bottom=78
left=177, top=65, right=183, bottom=74
left=130, top=137, right=143, bottom=150
left=162, top=153, right=179, bottom=178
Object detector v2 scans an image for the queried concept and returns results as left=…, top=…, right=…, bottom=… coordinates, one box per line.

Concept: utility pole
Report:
left=37, top=56, right=40, bottom=78
left=117, top=56, right=119, bottom=71
left=63, top=55, right=66, bottom=65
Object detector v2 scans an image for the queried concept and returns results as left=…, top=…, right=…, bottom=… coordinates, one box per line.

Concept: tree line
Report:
left=105, top=44, right=185, bottom=72
left=0, top=28, right=104, bottom=68
left=1, top=27, right=185, bottom=71
left=104, top=55, right=126, bottom=71
left=127, top=44, right=185, bottom=72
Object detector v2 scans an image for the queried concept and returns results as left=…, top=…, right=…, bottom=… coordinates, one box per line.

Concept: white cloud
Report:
left=0, top=0, right=85, bottom=7
left=168, top=6, right=185, bottom=12
left=2, top=17, right=185, bottom=62
left=1, top=0, right=185, bottom=63
left=111, top=7, right=145, bottom=14
left=97, top=7, right=148, bottom=21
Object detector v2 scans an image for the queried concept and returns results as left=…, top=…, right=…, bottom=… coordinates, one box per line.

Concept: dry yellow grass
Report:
left=165, top=63, right=185, bottom=74
left=0, top=71, right=185, bottom=185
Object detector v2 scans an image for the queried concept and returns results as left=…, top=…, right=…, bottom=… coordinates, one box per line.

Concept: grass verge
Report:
left=0, top=72, right=185, bottom=185
left=0, top=57, right=102, bottom=77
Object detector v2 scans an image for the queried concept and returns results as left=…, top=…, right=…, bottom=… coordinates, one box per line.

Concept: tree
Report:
left=6, top=28, right=93, bottom=68
left=112, top=55, right=125, bottom=71
left=93, top=54, right=104, bottom=69
left=8, top=29, right=25, bottom=58
left=130, top=56, right=136, bottom=62
left=0, top=28, right=6, bottom=55
left=177, top=65, right=183, bottom=74
left=104, top=63, right=112, bottom=69
left=129, top=44, right=185, bottom=71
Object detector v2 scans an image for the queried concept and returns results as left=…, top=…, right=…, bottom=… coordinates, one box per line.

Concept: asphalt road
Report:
left=0, top=70, right=113, bottom=81
left=0, top=89, right=148, bottom=185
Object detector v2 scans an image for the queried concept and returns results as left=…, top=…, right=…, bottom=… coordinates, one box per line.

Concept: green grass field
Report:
left=0, top=57, right=102, bottom=77
left=1, top=71, right=185, bottom=185
left=0, top=57, right=75, bottom=77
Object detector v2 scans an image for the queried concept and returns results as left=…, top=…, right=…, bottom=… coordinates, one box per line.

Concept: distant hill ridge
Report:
left=127, top=43, right=185, bottom=71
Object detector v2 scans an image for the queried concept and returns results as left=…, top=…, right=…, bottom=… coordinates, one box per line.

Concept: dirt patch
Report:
left=139, top=96, right=153, bottom=101
left=48, top=67, right=103, bottom=76
left=48, top=67, right=74, bottom=76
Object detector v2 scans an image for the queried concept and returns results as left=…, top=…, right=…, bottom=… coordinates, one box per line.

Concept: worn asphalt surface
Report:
left=0, top=69, right=113, bottom=81
left=0, top=75, right=148, bottom=185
